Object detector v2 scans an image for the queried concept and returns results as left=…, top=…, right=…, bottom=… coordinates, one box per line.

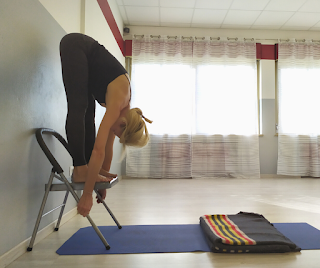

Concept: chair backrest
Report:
left=36, top=128, right=71, bottom=174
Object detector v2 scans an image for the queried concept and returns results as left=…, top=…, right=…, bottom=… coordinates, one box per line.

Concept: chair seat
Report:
left=46, top=177, right=119, bottom=191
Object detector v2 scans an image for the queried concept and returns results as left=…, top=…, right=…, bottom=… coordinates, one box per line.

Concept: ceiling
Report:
left=115, top=0, right=320, bottom=31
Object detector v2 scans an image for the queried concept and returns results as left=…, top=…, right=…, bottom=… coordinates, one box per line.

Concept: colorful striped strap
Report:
left=203, top=215, right=256, bottom=246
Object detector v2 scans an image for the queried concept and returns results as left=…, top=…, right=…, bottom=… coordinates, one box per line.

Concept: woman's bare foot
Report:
left=72, top=165, right=112, bottom=183
left=99, top=169, right=117, bottom=181
left=71, top=165, right=88, bottom=182
left=96, top=175, right=113, bottom=182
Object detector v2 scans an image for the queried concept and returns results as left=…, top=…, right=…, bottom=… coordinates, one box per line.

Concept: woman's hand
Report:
left=77, top=192, right=93, bottom=217
left=96, top=189, right=107, bottom=204
left=95, top=170, right=116, bottom=204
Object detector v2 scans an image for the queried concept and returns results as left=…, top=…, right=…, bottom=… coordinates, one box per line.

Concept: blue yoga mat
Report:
left=273, top=223, right=320, bottom=250
left=56, top=223, right=320, bottom=255
left=57, top=224, right=210, bottom=255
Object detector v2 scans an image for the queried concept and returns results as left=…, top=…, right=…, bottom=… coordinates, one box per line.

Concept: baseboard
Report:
left=260, top=174, right=301, bottom=178
left=0, top=207, right=77, bottom=268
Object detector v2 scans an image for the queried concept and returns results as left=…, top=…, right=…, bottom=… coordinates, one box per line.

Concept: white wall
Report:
left=85, top=0, right=124, bottom=60
left=84, top=0, right=125, bottom=169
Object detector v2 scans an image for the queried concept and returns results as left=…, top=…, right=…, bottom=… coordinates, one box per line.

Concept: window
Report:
left=131, top=63, right=258, bottom=136
left=278, top=67, right=320, bottom=134
left=127, top=37, right=260, bottom=179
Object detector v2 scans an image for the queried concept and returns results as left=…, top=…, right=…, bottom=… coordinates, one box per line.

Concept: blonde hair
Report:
left=119, top=108, right=152, bottom=148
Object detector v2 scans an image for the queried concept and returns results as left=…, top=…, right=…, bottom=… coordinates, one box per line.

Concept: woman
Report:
left=60, top=33, right=152, bottom=217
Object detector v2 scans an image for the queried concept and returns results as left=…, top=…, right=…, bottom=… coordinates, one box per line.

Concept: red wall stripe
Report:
left=125, top=40, right=132, bottom=56
left=97, top=0, right=125, bottom=56
left=256, top=43, right=262, bottom=59
left=256, top=44, right=278, bottom=60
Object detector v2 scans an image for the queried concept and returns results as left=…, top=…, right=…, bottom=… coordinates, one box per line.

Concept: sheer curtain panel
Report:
left=277, top=41, right=320, bottom=177
left=126, top=35, right=260, bottom=179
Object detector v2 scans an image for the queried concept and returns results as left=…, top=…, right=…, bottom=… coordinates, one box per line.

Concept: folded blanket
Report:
left=200, top=212, right=301, bottom=253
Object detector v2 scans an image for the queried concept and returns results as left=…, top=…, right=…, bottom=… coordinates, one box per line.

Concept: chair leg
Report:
left=55, top=190, right=69, bottom=231
left=94, top=190, right=122, bottom=229
left=59, top=173, right=111, bottom=250
left=27, top=171, right=55, bottom=251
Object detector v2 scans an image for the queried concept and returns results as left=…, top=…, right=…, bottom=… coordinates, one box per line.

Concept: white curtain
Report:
left=126, top=35, right=260, bottom=179
left=277, top=41, right=320, bottom=177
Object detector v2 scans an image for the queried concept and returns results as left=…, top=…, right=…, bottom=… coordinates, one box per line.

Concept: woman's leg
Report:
left=84, top=92, right=96, bottom=164
left=60, top=34, right=110, bottom=188
left=60, top=33, right=92, bottom=168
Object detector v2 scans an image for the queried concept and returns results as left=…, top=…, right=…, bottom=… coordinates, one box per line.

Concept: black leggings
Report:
left=60, top=33, right=96, bottom=166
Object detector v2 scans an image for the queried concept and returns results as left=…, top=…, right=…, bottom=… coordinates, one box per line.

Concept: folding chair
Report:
left=27, top=128, right=122, bottom=251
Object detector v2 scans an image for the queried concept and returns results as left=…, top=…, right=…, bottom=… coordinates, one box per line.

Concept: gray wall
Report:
left=259, top=99, right=278, bottom=174
left=0, top=0, right=75, bottom=256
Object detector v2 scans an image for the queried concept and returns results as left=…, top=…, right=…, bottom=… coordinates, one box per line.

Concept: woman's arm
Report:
left=77, top=103, right=121, bottom=217
left=77, top=74, right=130, bottom=217
left=101, top=131, right=116, bottom=174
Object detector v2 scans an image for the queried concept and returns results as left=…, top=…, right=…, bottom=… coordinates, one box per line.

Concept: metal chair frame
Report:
left=27, top=128, right=121, bottom=251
